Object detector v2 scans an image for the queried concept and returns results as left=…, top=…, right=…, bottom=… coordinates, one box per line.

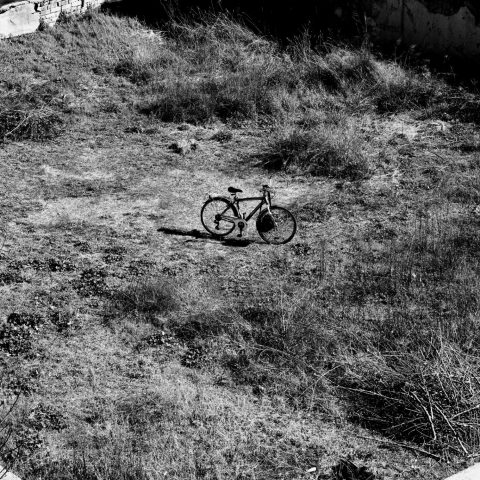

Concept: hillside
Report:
left=1, top=12, right=480, bottom=479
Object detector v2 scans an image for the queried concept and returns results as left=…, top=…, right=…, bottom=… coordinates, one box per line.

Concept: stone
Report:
left=444, top=464, right=480, bottom=480
left=0, top=464, right=22, bottom=480
left=0, top=1, right=40, bottom=39
left=0, top=0, right=120, bottom=38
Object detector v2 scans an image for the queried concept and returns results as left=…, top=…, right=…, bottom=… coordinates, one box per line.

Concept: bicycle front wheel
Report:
left=257, top=206, right=297, bottom=245
left=201, top=198, right=237, bottom=237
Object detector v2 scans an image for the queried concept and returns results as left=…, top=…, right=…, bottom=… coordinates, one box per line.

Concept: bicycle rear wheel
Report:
left=201, top=198, right=237, bottom=237
left=257, top=206, right=297, bottom=244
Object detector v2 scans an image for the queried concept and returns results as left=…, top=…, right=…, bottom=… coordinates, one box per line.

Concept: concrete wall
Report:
left=368, top=0, right=480, bottom=62
left=0, top=0, right=107, bottom=38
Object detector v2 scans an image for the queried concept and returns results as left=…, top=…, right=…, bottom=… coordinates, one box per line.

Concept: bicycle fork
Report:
left=264, top=192, right=278, bottom=229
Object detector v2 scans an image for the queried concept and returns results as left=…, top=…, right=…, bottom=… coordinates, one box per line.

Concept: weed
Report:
left=103, top=246, right=126, bottom=264
left=29, top=403, right=68, bottom=432
left=73, top=268, right=109, bottom=297
left=114, top=277, right=179, bottom=318
left=136, top=330, right=176, bottom=351
left=0, top=313, right=43, bottom=357
left=49, top=311, right=75, bottom=333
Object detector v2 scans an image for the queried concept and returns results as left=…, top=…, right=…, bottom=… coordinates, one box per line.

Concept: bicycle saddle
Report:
left=228, top=187, right=243, bottom=194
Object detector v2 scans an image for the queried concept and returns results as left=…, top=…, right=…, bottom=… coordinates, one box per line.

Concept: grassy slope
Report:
left=1, top=12, right=480, bottom=479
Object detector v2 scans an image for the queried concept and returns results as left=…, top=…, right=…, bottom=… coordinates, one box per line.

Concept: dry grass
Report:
left=1, top=10, right=479, bottom=480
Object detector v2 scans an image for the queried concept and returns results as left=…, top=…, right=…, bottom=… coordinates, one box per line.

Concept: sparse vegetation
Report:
left=1, top=9, right=480, bottom=480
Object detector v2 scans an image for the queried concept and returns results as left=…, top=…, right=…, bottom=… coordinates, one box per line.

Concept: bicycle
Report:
left=200, top=185, right=297, bottom=244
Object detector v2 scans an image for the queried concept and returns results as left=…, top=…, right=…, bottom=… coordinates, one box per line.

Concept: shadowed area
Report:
left=157, top=227, right=256, bottom=246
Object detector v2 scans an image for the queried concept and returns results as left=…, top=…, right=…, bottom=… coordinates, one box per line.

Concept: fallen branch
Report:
left=353, top=434, right=442, bottom=461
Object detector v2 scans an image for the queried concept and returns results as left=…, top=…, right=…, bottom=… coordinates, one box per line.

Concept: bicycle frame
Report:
left=236, top=196, right=271, bottom=221
left=218, top=192, right=272, bottom=223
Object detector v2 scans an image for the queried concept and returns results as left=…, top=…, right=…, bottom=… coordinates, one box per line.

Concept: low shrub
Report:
left=263, top=127, right=370, bottom=180
left=372, top=62, right=442, bottom=113
left=300, top=48, right=378, bottom=92
left=167, top=14, right=281, bottom=74
left=114, top=48, right=185, bottom=85
left=140, top=82, right=214, bottom=124
left=141, top=73, right=278, bottom=123
left=375, top=77, right=438, bottom=113
left=0, top=81, right=65, bottom=143
left=0, top=104, right=62, bottom=143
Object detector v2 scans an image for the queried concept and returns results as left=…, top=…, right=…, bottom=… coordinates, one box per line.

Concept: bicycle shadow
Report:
left=157, top=227, right=259, bottom=246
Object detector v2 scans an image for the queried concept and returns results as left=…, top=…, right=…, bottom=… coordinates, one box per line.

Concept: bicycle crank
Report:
left=214, top=214, right=249, bottom=237
left=236, top=219, right=248, bottom=238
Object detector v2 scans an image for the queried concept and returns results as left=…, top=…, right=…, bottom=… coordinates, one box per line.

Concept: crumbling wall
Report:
left=38, top=0, right=105, bottom=26
left=0, top=0, right=107, bottom=38
left=368, top=0, right=480, bottom=62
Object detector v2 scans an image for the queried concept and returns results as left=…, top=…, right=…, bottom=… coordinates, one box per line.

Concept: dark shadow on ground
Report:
left=158, top=227, right=259, bottom=246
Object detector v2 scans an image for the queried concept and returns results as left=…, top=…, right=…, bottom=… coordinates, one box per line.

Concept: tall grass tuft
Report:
left=263, top=127, right=370, bottom=180
left=114, top=277, right=179, bottom=320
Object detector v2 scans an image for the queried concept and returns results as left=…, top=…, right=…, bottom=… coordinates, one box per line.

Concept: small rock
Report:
left=0, top=465, right=22, bottom=480
left=445, top=463, right=480, bottom=480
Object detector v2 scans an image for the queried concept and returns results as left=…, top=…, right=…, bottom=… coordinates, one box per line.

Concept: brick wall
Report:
left=37, top=0, right=106, bottom=26
left=0, top=0, right=111, bottom=39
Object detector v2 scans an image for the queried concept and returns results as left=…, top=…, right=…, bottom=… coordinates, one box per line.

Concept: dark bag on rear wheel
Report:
left=257, top=212, right=275, bottom=232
